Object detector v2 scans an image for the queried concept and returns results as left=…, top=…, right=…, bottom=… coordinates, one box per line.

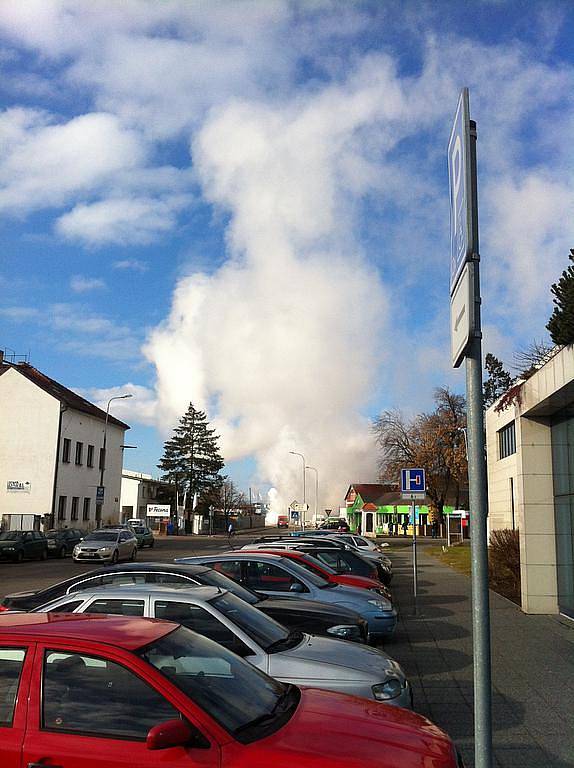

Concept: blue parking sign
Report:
left=401, top=468, right=426, bottom=495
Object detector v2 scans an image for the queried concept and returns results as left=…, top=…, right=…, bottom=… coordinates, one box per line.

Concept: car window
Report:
left=67, top=576, right=104, bottom=593
left=119, top=531, right=131, bottom=541
left=100, top=574, right=147, bottom=587
left=86, top=598, right=145, bottom=616
left=212, top=560, right=243, bottom=581
left=0, top=648, right=26, bottom=727
left=49, top=600, right=84, bottom=613
left=151, top=573, right=193, bottom=585
left=314, top=551, right=351, bottom=573
left=42, top=650, right=179, bottom=740
left=244, top=562, right=308, bottom=593
left=154, top=601, right=252, bottom=657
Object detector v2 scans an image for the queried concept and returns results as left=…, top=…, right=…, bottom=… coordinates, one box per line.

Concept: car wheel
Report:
left=59, top=546, right=67, bottom=558
left=111, top=550, right=119, bottom=564
left=40, top=548, right=48, bottom=560
left=149, top=539, right=154, bottom=548
left=131, top=547, right=137, bottom=561
left=15, top=550, right=24, bottom=563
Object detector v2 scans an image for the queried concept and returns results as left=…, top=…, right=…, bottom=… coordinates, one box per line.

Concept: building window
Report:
left=57, top=496, right=67, bottom=521
left=498, top=421, right=516, bottom=459
left=87, top=445, right=94, bottom=468
left=71, top=497, right=79, bottom=521
left=82, top=497, right=91, bottom=521
left=62, top=438, right=71, bottom=463
left=75, top=442, right=83, bottom=466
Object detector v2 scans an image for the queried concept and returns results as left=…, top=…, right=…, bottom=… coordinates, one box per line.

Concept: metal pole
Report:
left=412, top=499, right=418, bottom=615
left=306, top=466, right=318, bottom=527
left=289, top=451, right=306, bottom=530
left=98, top=394, right=132, bottom=526
left=467, top=118, right=493, bottom=768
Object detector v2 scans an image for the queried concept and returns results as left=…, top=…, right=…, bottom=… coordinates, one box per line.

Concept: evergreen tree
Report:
left=158, top=403, right=224, bottom=512
left=483, top=353, right=513, bottom=408
left=547, top=249, right=574, bottom=345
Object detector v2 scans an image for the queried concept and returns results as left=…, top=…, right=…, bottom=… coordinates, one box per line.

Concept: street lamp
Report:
left=306, top=466, right=318, bottom=527
left=97, top=393, right=133, bottom=525
left=289, top=451, right=306, bottom=530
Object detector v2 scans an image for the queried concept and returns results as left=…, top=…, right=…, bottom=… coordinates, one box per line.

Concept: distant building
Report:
left=0, top=354, right=129, bottom=531
left=120, top=470, right=175, bottom=527
left=344, top=483, right=458, bottom=537
left=486, top=344, right=574, bottom=618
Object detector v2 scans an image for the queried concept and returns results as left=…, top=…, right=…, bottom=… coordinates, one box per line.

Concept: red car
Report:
left=244, top=548, right=391, bottom=600
left=0, top=613, right=461, bottom=768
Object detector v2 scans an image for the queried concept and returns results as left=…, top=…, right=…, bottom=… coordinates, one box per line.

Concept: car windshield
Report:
left=45, top=531, right=63, bottom=539
left=210, top=592, right=290, bottom=651
left=133, top=527, right=146, bottom=533
left=84, top=532, right=118, bottom=542
left=197, top=568, right=260, bottom=605
left=0, top=532, right=20, bottom=541
left=138, top=626, right=297, bottom=741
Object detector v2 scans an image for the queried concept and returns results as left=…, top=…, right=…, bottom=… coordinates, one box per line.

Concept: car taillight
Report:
left=0, top=604, right=10, bottom=612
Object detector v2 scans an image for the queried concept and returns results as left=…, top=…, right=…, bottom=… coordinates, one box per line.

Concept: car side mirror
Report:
left=289, top=582, right=304, bottom=593
left=146, top=719, right=194, bottom=750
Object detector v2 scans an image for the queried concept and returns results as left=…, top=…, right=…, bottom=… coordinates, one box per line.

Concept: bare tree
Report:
left=512, top=339, right=554, bottom=380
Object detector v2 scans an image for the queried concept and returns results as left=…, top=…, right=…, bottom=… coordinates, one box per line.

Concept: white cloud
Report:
left=56, top=195, right=186, bottom=245
left=113, top=259, right=148, bottom=272
left=82, top=383, right=158, bottom=427
left=70, top=275, right=106, bottom=293
left=0, top=110, right=146, bottom=213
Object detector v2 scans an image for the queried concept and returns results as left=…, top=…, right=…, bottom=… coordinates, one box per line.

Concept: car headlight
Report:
left=367, top=598, right=392, bottom=611
left=98, top=547, right=112, bottom=553
left=73, top=545, right=80, bottom=553
left=372, top=678, right=403, bottom=700
left=5, top=547, right=15, bottom=551
left=48, top=541, right=57, bottom=547
left=326, top=624, right=357, bottom=640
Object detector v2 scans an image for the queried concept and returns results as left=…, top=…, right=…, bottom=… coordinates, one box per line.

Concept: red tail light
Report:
left=0, top=604, right=10, bottom=612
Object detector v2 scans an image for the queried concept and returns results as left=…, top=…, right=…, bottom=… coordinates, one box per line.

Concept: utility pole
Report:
left=289, top=451, right=306, bottom=529
left=306, top=466, right=318, bottom=526
left=97, top=393, right=132, bottom=526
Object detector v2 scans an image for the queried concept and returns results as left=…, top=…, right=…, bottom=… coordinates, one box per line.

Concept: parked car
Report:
left=241, top=547, right=391, bottom=600
left=177, top=552, right=397, bottom=642
left=132, top=525, right=155, bottom=548
left=0, top=613, right=462, bottom=767
left=277, top=515, right=289, bottom=529
left=320, top=518, right=350, bottom=532
left=34, top=585, right=411, bottom=706
left=0, top=530, right=48, bottom=562
left=337, top=533, right=390, bottom=552
left=72, top=528, right=137, bottom=564
left=45, top=528, right=84, bottom=558
left=245, top=537, right=391, bottom=585
left=0, top=562, right=368, bottom=643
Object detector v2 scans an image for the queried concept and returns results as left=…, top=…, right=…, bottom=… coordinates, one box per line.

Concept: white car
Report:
left=35, top=584, right=411, bottom=707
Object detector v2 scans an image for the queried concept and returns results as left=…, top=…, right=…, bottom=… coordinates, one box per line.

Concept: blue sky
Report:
left=1, top=1, right=573, bottom=511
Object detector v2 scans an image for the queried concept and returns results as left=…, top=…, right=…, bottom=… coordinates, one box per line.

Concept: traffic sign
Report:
left=96, top=486, right=105, bottom=504
left=448, top=88, right=474, bottom=295
left=291, top=502, right=309, bottom=513
left=400, top=468, right=426, bottom=500
left=451, top=261, right=475, bottom=368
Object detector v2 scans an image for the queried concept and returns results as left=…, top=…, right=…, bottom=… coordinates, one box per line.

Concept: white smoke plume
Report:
left=145, top=81, right=396, bottom=517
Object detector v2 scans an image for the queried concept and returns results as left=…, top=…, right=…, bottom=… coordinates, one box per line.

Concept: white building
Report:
left=486, top=345, right=574, bottom=618
left=120, top=470, right=174, bottom=526
left=0, top=358, right=129, bottom=530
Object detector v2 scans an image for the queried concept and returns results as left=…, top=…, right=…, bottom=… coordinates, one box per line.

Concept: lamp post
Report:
left=305, top=466, right=318, bottom=527
left=289, top=450, right=306, bottom=530
left=97, top=393, right=132, bottom=525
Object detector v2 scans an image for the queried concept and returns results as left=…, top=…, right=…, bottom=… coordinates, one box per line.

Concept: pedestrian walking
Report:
left=402, top=518, right=408, bottom=537
left=431, top=520, right=439, bottom=539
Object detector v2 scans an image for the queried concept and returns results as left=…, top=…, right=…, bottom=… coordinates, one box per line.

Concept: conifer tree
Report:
left=547, top=249, right=574, bottom=345
left=483, top=353, right=513, bottom=408
left=158, top=403, right=224, bottom=511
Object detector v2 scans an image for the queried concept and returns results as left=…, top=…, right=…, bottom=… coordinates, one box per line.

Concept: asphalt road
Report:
left=0, top=534, right=260, bottom=601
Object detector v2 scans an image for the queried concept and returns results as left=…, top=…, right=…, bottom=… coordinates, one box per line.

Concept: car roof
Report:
left=0, top=613, right=176, bottom=650
left=51, top=585, right=223, bottom=603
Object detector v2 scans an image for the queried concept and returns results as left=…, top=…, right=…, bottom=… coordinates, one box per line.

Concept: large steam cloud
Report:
left=145, top=86, right=395, bottom=516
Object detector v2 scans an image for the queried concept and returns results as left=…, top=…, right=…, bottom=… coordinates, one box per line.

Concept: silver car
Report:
left=35, top=585, right=411, bottom=707
left=72, top=528, right=138, bottom=564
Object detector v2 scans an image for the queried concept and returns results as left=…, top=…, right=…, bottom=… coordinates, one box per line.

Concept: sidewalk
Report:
left=387, top=543, right=574, bottom=768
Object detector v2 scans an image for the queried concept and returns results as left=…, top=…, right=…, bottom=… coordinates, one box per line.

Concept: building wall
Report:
left=0, top=368, right=59, bottom=518
left=485, top=404, right=519, bottom=534
left=56, top=409, right=126, bottom=528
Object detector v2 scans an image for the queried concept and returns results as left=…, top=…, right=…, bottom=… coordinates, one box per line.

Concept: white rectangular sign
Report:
left=448, top=88, right=474, bottom=295
left=146, top=504, right=171, bottom=518
left=6, top=481, right=31, bottom=493
left=451, top=262, right=474, bottom=368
